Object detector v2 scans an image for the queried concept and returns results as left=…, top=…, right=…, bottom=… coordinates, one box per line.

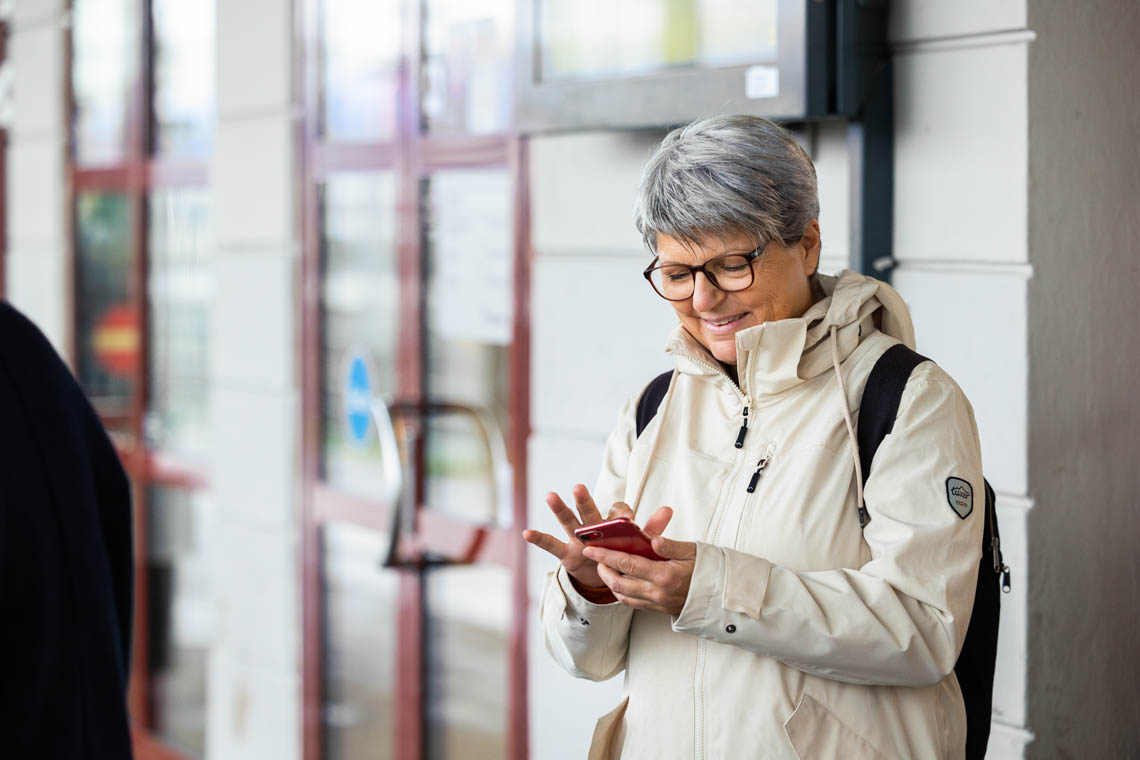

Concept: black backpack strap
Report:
left=635, top=371, right=674, bottom=438
left=857, top=344, right=931, bottom=526
left=857, top=343, right=931, bottom=487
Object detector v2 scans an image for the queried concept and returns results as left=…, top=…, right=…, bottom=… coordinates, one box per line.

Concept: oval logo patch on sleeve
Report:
left=946, top=477, right=974, bottom=519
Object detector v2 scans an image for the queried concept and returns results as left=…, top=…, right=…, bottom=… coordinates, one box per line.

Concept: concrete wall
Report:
left=1024, top=1, right=1140, bottom=757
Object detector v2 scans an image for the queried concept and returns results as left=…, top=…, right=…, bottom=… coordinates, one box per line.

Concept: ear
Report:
left=800, top=220, right=822, bottom=276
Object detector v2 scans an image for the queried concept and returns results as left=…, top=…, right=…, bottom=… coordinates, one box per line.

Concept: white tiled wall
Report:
left=210, top=252, right=297, bottom=392
left=8, top=21, right=63, bottom=136
left=890, top=18, right=1034, bottom=758
left=212, top=118, right=296, bottom=247
left=889, top=0, right=1027, bottom=43
left=206, top=652, right=301, bottom=760
left=894, top=41, right=1029, bottom=265
left=208, top=0, right=301, bottom=758
left=5, top=2, right=67, bottom=353
left=216, top=0, right=295, bottom=117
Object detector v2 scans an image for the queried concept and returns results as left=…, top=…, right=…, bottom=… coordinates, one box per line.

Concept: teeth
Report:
left=710, top=316, right=739, bottom=326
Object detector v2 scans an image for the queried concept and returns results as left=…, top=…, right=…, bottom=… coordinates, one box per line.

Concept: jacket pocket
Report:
left=784, top=694, right=888, bottom=760
left=588, top=696, right=629, bottom=760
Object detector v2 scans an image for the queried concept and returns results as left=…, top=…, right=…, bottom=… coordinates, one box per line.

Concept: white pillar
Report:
left=5, top=0, right=68, bottom=353
left=207, top=0, right=301, bottom=757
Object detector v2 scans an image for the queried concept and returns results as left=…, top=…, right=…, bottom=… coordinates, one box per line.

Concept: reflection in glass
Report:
left=146, top=486, right=214, bottom=757
left=320, top=172, right=400, bottom=496
left=147, top=189, right=212, bottom=459
left=75, top=192, right=134, bottom=433
left=72, top=0, right=137, bottom=165
left=425, top=564, right=511, bottom=760
left=422, top=0, right=513, bottom=135
left=321, top=523, right=398, bottom=760
left=539, top=0, right=778, bottom=81
left=152, top=0, right=215, bottom=158
left=423, top=170, right=513, bottom=526
left=321, top=0, right=401, bottom=141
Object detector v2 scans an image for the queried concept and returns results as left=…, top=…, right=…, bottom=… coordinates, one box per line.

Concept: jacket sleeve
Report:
left=671, top=364, right=985, bottom=687
left=538, top=398, right=638, bottom=681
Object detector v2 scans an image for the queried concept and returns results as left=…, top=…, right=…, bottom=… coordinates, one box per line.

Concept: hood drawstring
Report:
left=629, top=369, right=679, bottom=519
left=830, top=325, right=866, bottom=526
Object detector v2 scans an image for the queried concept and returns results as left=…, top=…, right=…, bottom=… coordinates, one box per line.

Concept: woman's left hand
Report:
left=582, top=506, right=698, bottom=616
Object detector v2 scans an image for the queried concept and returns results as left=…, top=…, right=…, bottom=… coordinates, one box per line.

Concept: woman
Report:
left=523, top=115, right=984, bottom=759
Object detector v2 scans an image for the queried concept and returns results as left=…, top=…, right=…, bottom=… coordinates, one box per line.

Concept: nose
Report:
left=690, top=271, right=724, bottom=312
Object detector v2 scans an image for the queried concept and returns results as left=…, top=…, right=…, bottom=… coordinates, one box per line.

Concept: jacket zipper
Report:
left=669, top=346, right=754, bottom=449
left=669, top=344, right=756, bottom=760
left=745, top=454, right=771, bottom=493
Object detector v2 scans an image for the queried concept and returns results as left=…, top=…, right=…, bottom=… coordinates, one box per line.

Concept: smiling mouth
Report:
left=702, top=314, right=747, bottom=329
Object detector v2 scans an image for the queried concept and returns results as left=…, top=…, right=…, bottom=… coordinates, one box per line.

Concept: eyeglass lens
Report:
left=650, top=254, right=754, bottom=300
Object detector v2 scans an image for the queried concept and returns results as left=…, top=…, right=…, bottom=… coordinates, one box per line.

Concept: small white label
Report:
left=745, top=65, right=780, bottom=99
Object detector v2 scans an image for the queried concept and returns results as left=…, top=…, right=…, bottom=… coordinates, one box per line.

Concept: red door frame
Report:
left=63, top=1, right=210, bottom=758
left=296, top=1, right=531, bottom=759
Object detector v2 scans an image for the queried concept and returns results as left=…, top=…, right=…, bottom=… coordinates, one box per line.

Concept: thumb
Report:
left=642, top=506, right=673, bottom=537
left=651, top=534, right=694, bottom=561
left=607, top=501, right=634, bottom=520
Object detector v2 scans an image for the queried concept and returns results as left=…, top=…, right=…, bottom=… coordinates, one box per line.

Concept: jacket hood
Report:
left=666, top=269, right=917, bottom=397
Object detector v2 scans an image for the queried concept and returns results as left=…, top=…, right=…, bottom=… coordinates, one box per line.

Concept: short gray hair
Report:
left=634, top=115, right=819, bottom=254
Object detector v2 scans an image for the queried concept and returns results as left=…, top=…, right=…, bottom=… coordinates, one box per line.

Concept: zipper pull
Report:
left=1001, top=563, right=1012, bottom=593
left=745, top=456, right=769, bottom=493
left=735, top=406, right=749, bottom=448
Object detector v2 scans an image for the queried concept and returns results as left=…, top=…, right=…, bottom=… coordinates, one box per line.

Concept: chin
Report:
left=708, top=340, right=738, bottom=365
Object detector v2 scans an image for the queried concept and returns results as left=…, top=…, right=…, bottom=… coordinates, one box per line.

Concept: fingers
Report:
left=544, top=492, right=583, bottom=538
left=572, top=484, right=604, bottom=525
left=595, top=563, right=655, bottom=599
left=651, top=535, right=696, bottom=561
left=522, top=529, right=568, bottom=561
left=583, top=545, right=665, bottom=583
left=606, top=501, right=634, bottom=520
left=642, top=505, right=673, bottom=537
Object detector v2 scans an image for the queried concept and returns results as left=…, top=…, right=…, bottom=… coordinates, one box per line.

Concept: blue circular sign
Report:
left=346, top=355, right=372, bottom=445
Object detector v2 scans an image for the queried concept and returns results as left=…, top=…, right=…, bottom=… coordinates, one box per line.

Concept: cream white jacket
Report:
left=540, top=271, right=984, bottom=760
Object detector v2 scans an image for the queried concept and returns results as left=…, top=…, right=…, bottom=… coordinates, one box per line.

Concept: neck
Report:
left=720, top=361, right=739, bottom=386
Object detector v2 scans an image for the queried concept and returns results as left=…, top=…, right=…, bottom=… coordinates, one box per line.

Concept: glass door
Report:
left=300, top=1, right=528, bottom=758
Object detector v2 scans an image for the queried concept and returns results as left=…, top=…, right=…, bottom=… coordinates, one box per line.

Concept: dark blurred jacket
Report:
left=0, top=301, right=134, bottom=758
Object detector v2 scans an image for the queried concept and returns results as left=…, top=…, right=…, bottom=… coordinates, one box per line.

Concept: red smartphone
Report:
left=574, top=518, right=665, bottom=561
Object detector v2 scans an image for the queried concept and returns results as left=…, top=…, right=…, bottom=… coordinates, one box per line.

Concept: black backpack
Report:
left=634, top=344, right=1010, bottom=760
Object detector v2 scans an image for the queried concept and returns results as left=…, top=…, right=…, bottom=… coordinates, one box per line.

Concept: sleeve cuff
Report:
left=556, top=565, right=622, bottom=614
left=672, top=543, right=774, bottom=638
left=672, top=541, right=727, bottom=631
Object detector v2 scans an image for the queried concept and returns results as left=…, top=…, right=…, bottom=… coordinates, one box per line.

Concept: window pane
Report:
left=321, top=0, right=401, bottom=142
left=146, top=486, right=213, bottom=757
left=321, top=523, right=399, bottom=760
left=422, top=0, right=513, bottom=135
left=539, top=0, right=778, bottom=81
left=75, top=192, right=135, bottom=436
left=321, top=172, right=401, bottom=496
left=72, top=0, right=137, bottom=165
left=424, top=564, right=511, bottom=759
left=423, top=169, right=513, bottom=526
left=152, top=0, right=215, bottom=159
left=147, top=189, right=212, bottom=459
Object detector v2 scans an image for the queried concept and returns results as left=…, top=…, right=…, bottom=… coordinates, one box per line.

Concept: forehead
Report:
left=654, top=231, right=757, bottom=264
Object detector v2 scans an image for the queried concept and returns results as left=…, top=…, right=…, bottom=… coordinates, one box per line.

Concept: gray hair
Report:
left=634, top=115, right=819, bottom=255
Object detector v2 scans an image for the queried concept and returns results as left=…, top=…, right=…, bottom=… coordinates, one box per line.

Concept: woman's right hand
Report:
left=523, top=484, right=618, bottom=591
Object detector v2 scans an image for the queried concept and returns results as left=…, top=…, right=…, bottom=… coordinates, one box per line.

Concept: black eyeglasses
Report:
left=643, top=248, right=763, bottom=301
